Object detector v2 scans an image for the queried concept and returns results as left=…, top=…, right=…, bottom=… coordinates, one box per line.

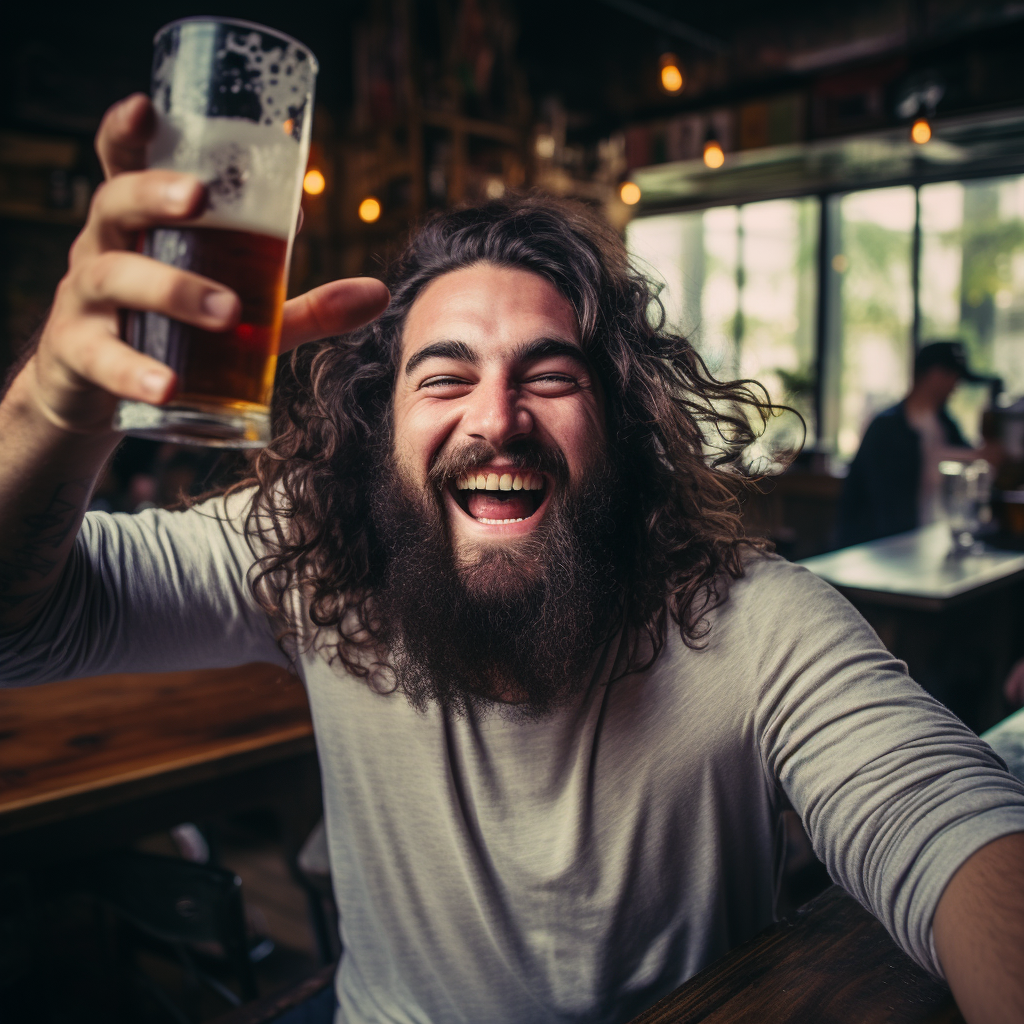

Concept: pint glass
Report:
left=113, top=18, right=318, bottom=447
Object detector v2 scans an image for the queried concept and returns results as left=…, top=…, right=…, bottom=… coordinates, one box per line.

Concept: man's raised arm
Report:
left=0, top=95, right=388, bottom=636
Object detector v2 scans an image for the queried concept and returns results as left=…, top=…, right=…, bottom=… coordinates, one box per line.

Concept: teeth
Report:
left=455, top=471, right=545, bottom=491
left=478, top=517, right=525, bottom=524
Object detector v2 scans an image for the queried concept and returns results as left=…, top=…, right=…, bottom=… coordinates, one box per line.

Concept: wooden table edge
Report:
left=0, top=727, right=316, bottom=836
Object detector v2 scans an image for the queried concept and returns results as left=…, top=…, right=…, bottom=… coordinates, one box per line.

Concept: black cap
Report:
left=914, top=341, right=985, bottom=382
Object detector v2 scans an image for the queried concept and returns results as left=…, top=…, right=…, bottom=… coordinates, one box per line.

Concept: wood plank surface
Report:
left=628, top=886, right=963, bottom=1024
left=0, top=663, right=313, bottom=836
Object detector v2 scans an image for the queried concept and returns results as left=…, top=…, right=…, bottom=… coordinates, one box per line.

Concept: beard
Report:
left=367, top=438, right=629, bottom=720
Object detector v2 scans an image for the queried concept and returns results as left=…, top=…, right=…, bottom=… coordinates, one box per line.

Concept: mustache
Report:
left=427, top=439, right=570, bottom=490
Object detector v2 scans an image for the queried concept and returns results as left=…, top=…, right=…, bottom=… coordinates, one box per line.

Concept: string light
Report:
left=911, top=117, right=932, bottom=144
left=703, top=139, right=725, bottom=169
left=619, top=181, right=641, bottom=205
left=303, top=169, right=326, bottom=195
left=659, top=53, right=684, bottom=94
left=358, top=196, right=382, bottom=223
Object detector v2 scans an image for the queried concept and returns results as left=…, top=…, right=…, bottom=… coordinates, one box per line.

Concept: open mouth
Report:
left=449, top=470, right=548, bottom=525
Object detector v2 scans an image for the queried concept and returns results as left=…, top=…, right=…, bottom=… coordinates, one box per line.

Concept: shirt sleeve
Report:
left=748, top=558, right=1024, bottom=976
left=0, top=488, right=288, bottom=685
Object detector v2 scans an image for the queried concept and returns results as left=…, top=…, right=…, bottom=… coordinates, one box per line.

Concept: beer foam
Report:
left=148, top=113, right=303, bottom=239
left=152, top=21, right=318, bottom=133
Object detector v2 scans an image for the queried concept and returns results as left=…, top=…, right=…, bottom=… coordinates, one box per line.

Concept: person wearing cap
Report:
left=837, top=341, right=997, bottom=547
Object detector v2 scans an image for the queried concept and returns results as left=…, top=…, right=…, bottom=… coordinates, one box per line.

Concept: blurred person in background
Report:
left=837, top=341, right=1000, bottom=546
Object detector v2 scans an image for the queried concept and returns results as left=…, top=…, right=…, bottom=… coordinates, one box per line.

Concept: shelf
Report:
left=0, top=202, right=85, bottom=226
left=418, top=109, right=525, bottom=146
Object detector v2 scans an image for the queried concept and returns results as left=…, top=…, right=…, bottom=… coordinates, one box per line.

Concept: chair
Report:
left=79, top=851, right=259, bottom=1022
left=211, top=963, right=336, bottom=1024
left=292, top=819, right=340, bottom=965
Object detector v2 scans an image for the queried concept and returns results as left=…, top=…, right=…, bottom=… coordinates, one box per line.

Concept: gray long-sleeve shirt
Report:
left=4, top=491, right=1024, bottom=1024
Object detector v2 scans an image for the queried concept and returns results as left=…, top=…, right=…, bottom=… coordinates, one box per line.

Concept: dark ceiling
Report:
left=5, top=0, right=1021, bottom=138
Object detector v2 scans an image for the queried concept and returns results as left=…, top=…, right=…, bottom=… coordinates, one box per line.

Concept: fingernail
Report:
left=203, top=290, right=237, bottom=321
left=140, top=370, right=170, bottom=400
left=164, top=179, right=195, bottom=207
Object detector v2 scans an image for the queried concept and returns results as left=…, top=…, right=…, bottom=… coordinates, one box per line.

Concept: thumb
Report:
left=279, top=278, right=390, bottom=353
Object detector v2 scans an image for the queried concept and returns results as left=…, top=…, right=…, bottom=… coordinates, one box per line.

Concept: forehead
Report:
left=401, top=263, right=580, bottom=364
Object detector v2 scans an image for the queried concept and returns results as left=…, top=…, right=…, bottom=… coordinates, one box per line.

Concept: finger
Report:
left=73, top=171, right=206, bottom=258
left=71, top=251, right=240, bottom=330
left=96, top=94, right=157, bottom=180
left=43, top=325, right=177, bottom=409
left=279, top=278, right=390, bottom=353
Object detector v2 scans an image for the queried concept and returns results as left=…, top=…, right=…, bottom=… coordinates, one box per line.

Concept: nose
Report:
left=461, top=376, right=533, bottom=448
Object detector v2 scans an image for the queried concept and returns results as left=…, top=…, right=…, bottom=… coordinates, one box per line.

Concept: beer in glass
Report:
left=113, top=18, right=318, bottom=446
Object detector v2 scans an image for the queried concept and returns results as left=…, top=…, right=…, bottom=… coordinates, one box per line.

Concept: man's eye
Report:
left=527, top=373, right=579, bottom=392
left=421, top=376, right=470, bottom=390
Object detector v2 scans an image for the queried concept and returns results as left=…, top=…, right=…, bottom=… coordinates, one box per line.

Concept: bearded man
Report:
left=2, top=96, right=1024, bottom=1024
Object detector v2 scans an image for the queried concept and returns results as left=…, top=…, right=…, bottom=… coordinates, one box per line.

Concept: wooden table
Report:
left=799, top=524, right=1024, bottom=731
left=629, top=886, right=963, bottom=1024
left=0, top=663, right=320, bottom=869
left=208, top=887, right=963, bottom=1024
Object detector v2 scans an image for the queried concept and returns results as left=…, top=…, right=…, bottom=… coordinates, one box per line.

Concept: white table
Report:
left=799, top=524, right=1024, bottom=731
left=984, top=708, right=1024, bottom=783
left=799, top=522, right=1024, bottom=612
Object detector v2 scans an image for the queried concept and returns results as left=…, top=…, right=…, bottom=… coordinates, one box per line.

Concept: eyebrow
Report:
left=404, top=340, right=477, bottom=376
left=404, top=337, right=589, bottom=376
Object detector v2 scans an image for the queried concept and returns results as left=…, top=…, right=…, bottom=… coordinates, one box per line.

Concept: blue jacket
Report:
left=836, top=402, right=967, bottom=547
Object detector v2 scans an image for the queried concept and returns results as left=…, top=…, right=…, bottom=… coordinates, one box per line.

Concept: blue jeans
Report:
left=274, top=985, right=338, bottom=1023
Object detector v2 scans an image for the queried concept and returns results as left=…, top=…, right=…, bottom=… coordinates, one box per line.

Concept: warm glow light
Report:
left=911, top=117, right=932, bottom=144
left=358, top=196, right=382, bottom=223
left=303, top=168, right=326, bottom=195
left=283, top=118, right=294, bottom=136
left=535, top=134, right=556, bottom=159
left=659, top=53, right=684, bottom=93
left=703, top=140, right=725, bottom=169
left=619, top=181, right=641, bottom=205
left=661, top=64, right=684, bottom=93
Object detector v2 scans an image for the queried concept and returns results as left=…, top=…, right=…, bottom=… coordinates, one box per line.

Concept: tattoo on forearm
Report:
left=0, top=478, right=91, bottom=612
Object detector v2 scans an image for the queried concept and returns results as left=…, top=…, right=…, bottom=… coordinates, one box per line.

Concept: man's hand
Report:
left=26, top=93, right=389, bottom=437
left=0, top=93, right=389, bottom=632
left=933, top=832, right=1024, bottom=1024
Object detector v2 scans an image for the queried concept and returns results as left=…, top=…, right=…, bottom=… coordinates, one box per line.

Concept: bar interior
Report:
left=2, top=2, right=1024, bottom=1023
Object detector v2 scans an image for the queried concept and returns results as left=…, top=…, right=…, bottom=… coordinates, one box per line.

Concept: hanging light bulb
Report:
left=358, top=197, right=382, bottom=223
left=703, top=138, right=725, bottom=169
left=619, top=181, right=641, bottom=205
left=659, top=53, right=684, bottom=94
left=303, top=168, right=326, bottom=195
left=911, top=117, right=932, bottom=144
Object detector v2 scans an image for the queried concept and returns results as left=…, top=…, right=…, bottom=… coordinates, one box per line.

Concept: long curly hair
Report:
left=240, top=193, right=788, bottom=678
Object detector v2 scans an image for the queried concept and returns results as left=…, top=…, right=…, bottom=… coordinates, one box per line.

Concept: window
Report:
left=831, top=187, right=915, bottom=458
left=920, top=176, right=1024, bottom=443
left=627, top=172, right=1024, bottom=462
left=626, top=197, right=819, bottom=438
